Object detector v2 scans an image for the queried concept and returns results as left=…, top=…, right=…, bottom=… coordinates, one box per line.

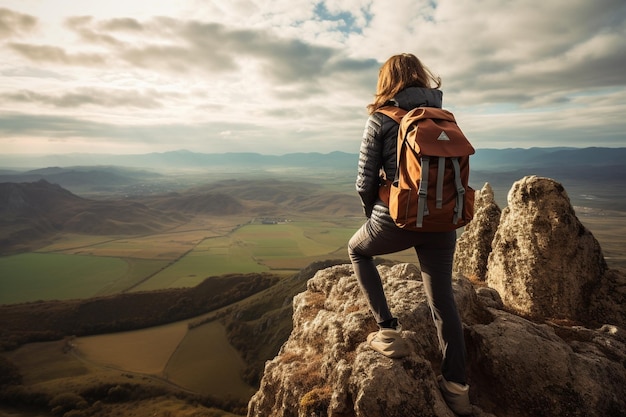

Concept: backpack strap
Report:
left=451, top=157, right=465, bottom=224
left=376, top=106, right=407, bottom=124
left=416, top=156, right=430, bottom=228
left=377, top=106, right=410, bottom=184
left=436, top=157, right=445, bottom=209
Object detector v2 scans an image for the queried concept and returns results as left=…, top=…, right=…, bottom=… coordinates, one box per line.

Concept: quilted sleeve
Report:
left=356, top=113, right=384, bottom=217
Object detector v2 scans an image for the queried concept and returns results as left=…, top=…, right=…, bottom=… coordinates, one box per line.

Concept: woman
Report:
left=348, top=53, right=472, bottom=416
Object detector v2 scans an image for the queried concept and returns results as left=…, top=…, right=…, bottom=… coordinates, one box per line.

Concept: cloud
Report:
left=64, top=15, right=126, bottom=47
left=101, top=16, right=377, bottom=89
left=7, top=14, right=377, bottom=95
left=1, top=87, right=165, bottom=109
left=0, top=111, right=363, bottom=154
left=8, top=42, right=106, bottom=65
left=0, top=8, right=37, bottom=39
left=0, top=112, right=207, bottom=143
left=0, top=66, right=72, bottom=80
left=0, top=1, right=624, bottom=155
left=424, top=0, right=626, bottom=106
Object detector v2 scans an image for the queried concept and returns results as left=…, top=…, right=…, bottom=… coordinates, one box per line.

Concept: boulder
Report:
left=486, top=176, right=607, bottom=323
left=454, top=183, right=501, bottom=281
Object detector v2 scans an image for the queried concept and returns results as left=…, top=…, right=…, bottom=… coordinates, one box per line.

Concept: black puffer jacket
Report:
left=356, top=86, right=443, bottom=226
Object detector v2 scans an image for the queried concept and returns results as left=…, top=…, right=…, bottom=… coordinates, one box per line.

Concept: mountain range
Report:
left=1, top=146, right=625, bottom=253
left=1, top=146, right=625, bottom=174
left=0, top=147, right=624, bottom=199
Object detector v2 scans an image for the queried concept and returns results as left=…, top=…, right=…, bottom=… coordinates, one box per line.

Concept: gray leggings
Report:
left=348, top=218, right=467, bottom=385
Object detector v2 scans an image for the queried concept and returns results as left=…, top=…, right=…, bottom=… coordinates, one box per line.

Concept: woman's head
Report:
left=368, top=53, right=441, bottom=113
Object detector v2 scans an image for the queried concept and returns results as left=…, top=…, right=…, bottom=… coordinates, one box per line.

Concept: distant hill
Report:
left=144, top=191, right=246, bottom=215
left=0, top=180, right=186, bottom=253
left=2, top=147, right=625, bottom=185
left=0, top=150, right=358, bottom=172
left=470, top=147, right=626, bottom=188
left=0, top=178, right=362, bottom=254
left=0, top=165, right=165, bottom=196
left=472, top=147, right=626, bottom=170
left=134, top=179, right=360, bottom=217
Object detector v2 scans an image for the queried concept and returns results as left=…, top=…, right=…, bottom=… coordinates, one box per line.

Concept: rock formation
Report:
left=248, top=175, right=626, bottom=417
left=247, top=263, right=626, bottom=417
left=454, top=183, right=501, bottom=281
left=486, top=176, right=615, bottom=324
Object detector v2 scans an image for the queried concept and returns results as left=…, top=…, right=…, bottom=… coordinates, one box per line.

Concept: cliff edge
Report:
left=248, top=176, right=626, bottom=417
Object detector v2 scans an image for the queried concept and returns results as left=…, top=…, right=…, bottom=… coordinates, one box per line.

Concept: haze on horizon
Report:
left=0, top=0, right=625, bottom=157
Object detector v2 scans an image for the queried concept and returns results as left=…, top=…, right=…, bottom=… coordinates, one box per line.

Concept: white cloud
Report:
left=0, top=0, right=624, bottom=156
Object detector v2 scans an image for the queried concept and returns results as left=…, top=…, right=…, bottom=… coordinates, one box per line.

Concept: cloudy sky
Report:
left=0, top=0, right=625, bottom=156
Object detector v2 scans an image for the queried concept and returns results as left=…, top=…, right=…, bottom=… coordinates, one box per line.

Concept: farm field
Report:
left=0, top=253, right=168, bottom=305
left=73, top=321, right=189, bottom=375
left=2, top=212, right=624, bottom=306
left=0, top=216, right=365, bottom=305
left=72, top=317, right=254, bottom=401
left=6, top=339, right=90, bottom=385
left=577, top=213, right=626, bottom=269
left=137, top=220, right=364, bottom=290
left=3, top=335, right=243, bottom=417
left=1, top=209, right=623, bottom=306
left=37, top=215, right=245, bottom=260
left=164, top=320, right=255, bottom=400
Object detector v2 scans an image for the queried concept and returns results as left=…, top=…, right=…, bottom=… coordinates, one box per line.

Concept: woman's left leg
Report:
left=348, top=219, right=419, bottom=324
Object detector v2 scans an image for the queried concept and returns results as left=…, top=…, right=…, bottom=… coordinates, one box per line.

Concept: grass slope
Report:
left=0, top=273, right=277, bottom=350
left=0, top=258, right=349, bottom=417
left=1, top=339, right=244, bottom=416
left=0, top=253, right=168, bottom=304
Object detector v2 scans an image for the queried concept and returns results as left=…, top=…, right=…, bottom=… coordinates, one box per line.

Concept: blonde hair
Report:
left=367, top=53, right=441, bottom=114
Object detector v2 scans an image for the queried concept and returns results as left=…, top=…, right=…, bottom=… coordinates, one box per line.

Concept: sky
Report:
left=0, top=0, right=625, bottom=156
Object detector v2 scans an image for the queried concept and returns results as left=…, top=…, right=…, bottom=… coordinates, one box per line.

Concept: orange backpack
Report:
left=377, top=106, right=475, bottom=232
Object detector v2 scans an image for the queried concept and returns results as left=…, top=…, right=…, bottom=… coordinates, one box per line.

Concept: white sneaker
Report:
left=438, top=375, right=472, bottom=415
left=366, top=327, right=409, bottom=358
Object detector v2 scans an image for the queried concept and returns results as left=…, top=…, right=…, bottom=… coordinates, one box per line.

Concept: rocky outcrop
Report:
left=248, top=263, right=480, bottom=417
left=485, top=176, right=616, bottom=325
left=247, top=264, right=626, bottom=417
left=454, top=183, right=501, bottom=281
left=248, top=175, right=626, bottom=417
